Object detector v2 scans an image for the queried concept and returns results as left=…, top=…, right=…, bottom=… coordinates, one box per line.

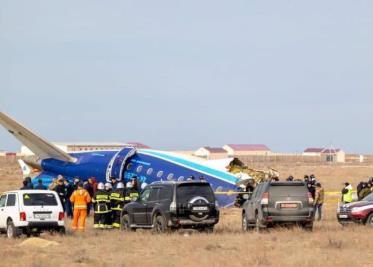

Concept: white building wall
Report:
left=194, top=148, right=210, bottom=159
left=222, top=145, right=234, bottom=157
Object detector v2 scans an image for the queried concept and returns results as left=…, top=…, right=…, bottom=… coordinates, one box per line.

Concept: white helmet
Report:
left=117, top=182, right=125, bottom=189
left=141, top=183, right=148, bottom=190
left=126, top=182, right=133, bottom=189
left=105, top=183, right=112, bottom=189
left=97, top=183, right=104, bottom=190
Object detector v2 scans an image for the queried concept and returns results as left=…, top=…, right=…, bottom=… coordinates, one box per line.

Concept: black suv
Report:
left=242, top=181, right=314, bottom=231
left=120, top=181, right=219, bottom=233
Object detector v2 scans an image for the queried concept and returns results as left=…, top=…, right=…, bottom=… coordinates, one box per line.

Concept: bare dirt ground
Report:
left=0, top=160, right=372, bottom=267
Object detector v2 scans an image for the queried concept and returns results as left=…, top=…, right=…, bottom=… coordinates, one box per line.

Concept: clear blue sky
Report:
left=1, top=1, right=373, bottom=153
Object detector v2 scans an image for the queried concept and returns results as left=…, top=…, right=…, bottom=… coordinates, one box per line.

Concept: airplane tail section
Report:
left=0, top=112, right=77, bottom=163
left=18, top=159, right=31, bottom=178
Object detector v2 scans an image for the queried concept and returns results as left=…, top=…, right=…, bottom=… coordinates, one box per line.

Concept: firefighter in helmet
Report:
left=92, top=183, right=111, bottom=229
left=110, top=182, right=126, bottom=229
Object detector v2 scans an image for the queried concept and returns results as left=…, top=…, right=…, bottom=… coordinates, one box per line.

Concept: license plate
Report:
left=193, top=206, right=208, bottom=211
left=338, top=214, right=348, bottom=219
left=34, top=213, right=51, bottom=219
left=280, top=203, right=298, bottom=209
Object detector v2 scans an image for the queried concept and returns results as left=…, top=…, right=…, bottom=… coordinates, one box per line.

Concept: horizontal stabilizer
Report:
left=18, top=159, right=31, bottom=178
left=0, top=112, right=76, bottom=163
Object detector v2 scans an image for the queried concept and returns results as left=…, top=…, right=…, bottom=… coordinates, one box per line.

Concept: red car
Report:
left=337, top=193, right=373, bottom=226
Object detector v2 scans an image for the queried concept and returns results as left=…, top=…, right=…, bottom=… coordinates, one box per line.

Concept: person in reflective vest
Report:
left=104, top=183, right=113, bottom=228
left=110, top=182, right=126, bottom=229
left=70, top=183, right=91, bottom=231
left=341, top=182, right=353, bottom=203
left=92, top=183, right=111, bottom=229
left=125, top=179, right=139, bottom=203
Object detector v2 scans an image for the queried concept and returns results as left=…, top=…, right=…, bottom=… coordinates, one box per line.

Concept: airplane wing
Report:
left=0, top=112, right=76, bottom=163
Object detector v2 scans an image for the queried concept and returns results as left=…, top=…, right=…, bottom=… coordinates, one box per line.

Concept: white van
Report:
left=0, top=190, right=65, bottom=238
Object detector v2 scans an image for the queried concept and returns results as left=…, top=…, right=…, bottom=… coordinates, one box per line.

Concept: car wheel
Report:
left=200, top=226, right=214, bottom=233
left=255, top=214, right=263, bottom=233
left=58, top=227, right=66, bottom=235
left=120, top=214, right=133, bottom=232
left=7, top=220, right=19, bottom=239
left=242, top=213, right=249, bottom=232
left=366, top=213, right=373, bottom=226
left=153, top=215, right=168, bottom=233
left=301, top=222, right=313, bottom=231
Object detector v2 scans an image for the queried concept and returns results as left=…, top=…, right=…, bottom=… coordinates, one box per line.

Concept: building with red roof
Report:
left=303, top=147, right=345, bottom=162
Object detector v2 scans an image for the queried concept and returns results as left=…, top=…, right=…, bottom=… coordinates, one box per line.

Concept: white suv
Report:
left=0, top=190, right=65, bottom=238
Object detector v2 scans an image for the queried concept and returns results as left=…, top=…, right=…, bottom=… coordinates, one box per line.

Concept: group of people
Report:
left=92, top=176, right=140, bottom=230
left=302, top=175, right=324, bottom=221
left=20, top=175, right=141, bottom=231
left=356, top=178, right=373, bottom=201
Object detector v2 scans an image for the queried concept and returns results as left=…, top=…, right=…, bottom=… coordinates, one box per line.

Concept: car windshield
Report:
left=362, top=192, right=373, bottom=201
left=23, top=193, right=58, bottom=206
left=269, top=185, right=308, bottom=197
left=177, top=184, right=214, bottom=203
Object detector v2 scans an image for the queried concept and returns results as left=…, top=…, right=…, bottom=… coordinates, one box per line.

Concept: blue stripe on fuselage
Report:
left=139, top=150, right=238, bottom=184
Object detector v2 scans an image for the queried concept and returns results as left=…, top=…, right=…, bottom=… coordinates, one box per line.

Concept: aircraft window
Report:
left=146, top=168, right=153, bottom=175
left=178, top=176, right=184, bottom=181
left=157, top=171, right=163, bottom=178
left=167, top=173, right=174, bottom=181
left=126, top=163, right=132, bottom=171
left=216, top=186, right=223, bottom=192
left=136, top=165, right=143, bottom=173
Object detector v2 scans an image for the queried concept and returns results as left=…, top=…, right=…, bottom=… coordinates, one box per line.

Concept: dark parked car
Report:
left=337, top=192, right=373, bottom=226
left=242, top=181, right=314, bottom=231
left=120, top=181, right=219, bottom=233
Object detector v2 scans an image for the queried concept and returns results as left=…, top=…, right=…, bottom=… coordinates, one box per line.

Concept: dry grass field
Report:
left=0, top=160, right=372, bottom=267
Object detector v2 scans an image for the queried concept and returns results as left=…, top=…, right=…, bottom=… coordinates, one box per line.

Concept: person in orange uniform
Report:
left=70, top=182, right=91, bottom=231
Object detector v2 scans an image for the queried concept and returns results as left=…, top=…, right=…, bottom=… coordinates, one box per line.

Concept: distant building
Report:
left=223, top=144, right=271, bottom=157
left=303, top=148, right=325, bottom=156
left=303, top=147, right=345, bottom=163
left=20, top=142, right=150, bottom=156
left=194, top=147, right=227, bottom=160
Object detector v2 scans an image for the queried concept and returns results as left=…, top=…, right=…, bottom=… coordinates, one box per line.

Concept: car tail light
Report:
left=308, top=192, right=314, bottom=204
left=20, top=212, right=26, bottom=221
left=266, top=216, right=273, bottom=222
left=58, top=212, right=65, bottom=221
left=170, top=201, right=177, bottom=213
left=261, top=192, right=269, bottom=205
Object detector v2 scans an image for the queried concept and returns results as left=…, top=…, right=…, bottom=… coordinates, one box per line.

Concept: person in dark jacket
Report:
left=125, top=178, right=140, bottom=203
left=359, top=183, right=372, bottom=200
left=20, top=180, right=29, bottom=190
left=307, top=180, right=316, bottom=199
left=110, top=182, right=126, bottom=229
left=84, top=180, right=94, bottom=216
left=357, top=181, right=365, bottom=197
left=103, top=183, right=113, bottom=228
left=110, top=177, right=118, bottom=190
left=54, top=177, right=66, bottom=210
left=25, top=177, right=34, bottom=189
left=64, top=179, right=74, bottom=219
left=73, top=177, right=80, bottom=190
left=92, top=183, right=111, bottom=229
left=34, top=179, right=47, bottom=190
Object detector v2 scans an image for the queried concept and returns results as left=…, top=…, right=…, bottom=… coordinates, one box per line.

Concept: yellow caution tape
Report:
left=214, top=191, right=357, bottom=196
